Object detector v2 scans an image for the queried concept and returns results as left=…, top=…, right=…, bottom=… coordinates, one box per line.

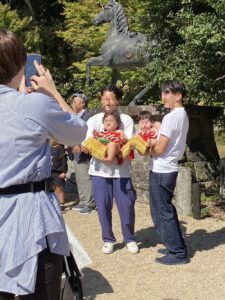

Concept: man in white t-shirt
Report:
left=148, top=80, right=189, bottom=265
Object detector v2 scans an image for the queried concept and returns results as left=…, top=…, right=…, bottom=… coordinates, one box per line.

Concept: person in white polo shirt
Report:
left=148, top=80, right=189, bottom=265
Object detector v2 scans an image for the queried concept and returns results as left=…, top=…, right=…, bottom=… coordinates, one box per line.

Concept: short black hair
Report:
left=100, top=85, right=123, bottom=101
left=103, top=109, right=121, bottom=125
left=138, top=111, right=151, bottom=121
left=161, top=80, right=187, bottom=99
left=72, top=92, right=88, bottom=102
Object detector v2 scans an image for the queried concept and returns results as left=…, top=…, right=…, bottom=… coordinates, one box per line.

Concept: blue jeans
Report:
left=149, top=171, right=187, bottom=257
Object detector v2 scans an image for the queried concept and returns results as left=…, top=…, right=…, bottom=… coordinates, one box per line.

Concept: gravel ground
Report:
left=64, top=201, right=225, bottom=300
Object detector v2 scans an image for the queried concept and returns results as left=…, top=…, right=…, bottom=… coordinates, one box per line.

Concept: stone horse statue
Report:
left=86, top=0, right=153, bottom=85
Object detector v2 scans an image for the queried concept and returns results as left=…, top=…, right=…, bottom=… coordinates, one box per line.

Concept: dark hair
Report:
left=0, top=29, right=27, bottom=84
left=138, top=111, right=151, bottom=121
left=72, top=92, right=88, bottom=102
left=100, top=85, right=123, bottom=101
left=161, top=80, right=186, bottom=99
left=150, top=114, right=163, bottom=123
left=103, top=109, right=121, bottom=126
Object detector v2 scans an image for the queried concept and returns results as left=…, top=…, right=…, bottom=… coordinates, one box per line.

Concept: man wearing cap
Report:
left=69, top=93, right=96, bottom=214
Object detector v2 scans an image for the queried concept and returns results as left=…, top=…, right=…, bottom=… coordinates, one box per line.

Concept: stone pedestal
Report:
left=173, top=167, right=192, bottom=216
left=131, top=153, right=149, bottom=203
left=192, top=183, right=201, bottom=219
left=219, top=159, right=225, bottom=199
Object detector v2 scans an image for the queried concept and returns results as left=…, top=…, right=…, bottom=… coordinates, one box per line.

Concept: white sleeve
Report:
left=159, top=114, right=174, bottom=139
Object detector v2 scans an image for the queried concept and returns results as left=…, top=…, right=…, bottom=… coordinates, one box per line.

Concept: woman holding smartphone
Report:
left=0, top=29, right=87, bottom=300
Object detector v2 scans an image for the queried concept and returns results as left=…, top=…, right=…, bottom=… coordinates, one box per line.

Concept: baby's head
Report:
left=103, top=109, right=121, bottom=132
left=50, top=139, right=58, bottom=146
left=138, top=111, right=152, bottom=131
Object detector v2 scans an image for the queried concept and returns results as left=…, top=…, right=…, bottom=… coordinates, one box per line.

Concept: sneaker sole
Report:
left=102, top=250, right=114, bottom=254
left=155, top=257, right=188, bottom=265
left=127, top=249, right=139, bottom=254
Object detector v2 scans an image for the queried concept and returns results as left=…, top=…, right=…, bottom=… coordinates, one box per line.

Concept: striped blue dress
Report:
left=0, top=85, right=87, bottom=295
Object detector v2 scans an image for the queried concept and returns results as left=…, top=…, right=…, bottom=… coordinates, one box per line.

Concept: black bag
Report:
left=60, top=252, right=83, bottom=300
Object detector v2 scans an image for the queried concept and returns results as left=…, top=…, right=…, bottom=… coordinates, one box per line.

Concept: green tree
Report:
left=0, top=0, right=73, bottom=100
left=140, top=0, right=225, bottom=105
left=1, top=0, right=225, bottom=107
left=0, top=3, right=41, bottom=51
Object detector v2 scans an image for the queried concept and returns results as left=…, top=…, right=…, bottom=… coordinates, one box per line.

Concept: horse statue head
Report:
left=93, top=0, right=116, bottom=26
left=86, top=0, right=151, bottom=85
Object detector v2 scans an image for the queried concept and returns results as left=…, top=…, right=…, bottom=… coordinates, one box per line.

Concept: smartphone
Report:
left=25, top=53, right=42, bottom=87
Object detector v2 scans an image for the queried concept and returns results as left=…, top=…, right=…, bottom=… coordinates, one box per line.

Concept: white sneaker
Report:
left=102, top=242, right=114, bottom=254
left=126, top=241, right=139, bottom=254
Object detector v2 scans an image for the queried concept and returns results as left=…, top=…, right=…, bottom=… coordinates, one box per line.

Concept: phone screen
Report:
left=25, top=54, right=42, bottom=87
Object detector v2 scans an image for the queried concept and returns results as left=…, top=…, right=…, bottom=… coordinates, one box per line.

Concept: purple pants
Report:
left=92, top=176, right=136, bottom=243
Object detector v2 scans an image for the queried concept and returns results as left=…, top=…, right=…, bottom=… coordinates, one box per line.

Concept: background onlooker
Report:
left=69, top=93, right=96, bottom=214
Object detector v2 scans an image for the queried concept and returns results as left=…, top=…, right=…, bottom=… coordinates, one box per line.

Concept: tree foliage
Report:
left=0, top=3, right=41, bottom=51
left=0, top=0, right=224, bottom=106
left=140, top=0, right=225, bottom=105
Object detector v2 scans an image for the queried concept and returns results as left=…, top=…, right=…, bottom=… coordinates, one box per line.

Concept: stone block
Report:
left=219, top=158, right=225, bottom=199
left=174, top=167, right=192, bottom=216
left=193, top=161, right=213, bottom=182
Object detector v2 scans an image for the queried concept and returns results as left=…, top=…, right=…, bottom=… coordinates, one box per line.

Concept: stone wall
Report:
left=131, top=153, right=149, bottom=203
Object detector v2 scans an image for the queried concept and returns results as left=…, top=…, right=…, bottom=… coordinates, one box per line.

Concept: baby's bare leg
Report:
left=104, top=142, right=120, bottom=162
left=54, top=184, right=65, bottom=205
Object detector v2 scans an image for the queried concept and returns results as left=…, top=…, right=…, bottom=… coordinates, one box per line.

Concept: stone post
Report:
left=219, top=159, right=225, bottom=200
left=192, top=183, right=201, bottom=219
left=174, top=167, right=192, bottom=216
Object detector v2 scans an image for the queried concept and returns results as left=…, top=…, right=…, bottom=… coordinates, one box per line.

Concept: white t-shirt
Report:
left=150, top=107, right=189, bottom=173
left=86, top=112, right=134, bottom=178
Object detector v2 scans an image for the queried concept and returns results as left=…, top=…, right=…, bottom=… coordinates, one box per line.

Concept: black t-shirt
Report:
left=51, top=144, right=67, bottom=173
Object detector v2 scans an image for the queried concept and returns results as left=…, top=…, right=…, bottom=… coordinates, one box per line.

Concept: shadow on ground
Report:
left=135, top=226, right=161, bottom=249
left=135, top=222, right=225, bottom=258
left=81, top=268, right=113, bottom=300
left=186, top=227, right=225, bottom=258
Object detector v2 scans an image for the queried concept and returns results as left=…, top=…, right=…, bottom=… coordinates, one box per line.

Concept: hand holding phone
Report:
left=25, top=54, right=42, bottom=87
left=25, top=60, right=73, bottom=113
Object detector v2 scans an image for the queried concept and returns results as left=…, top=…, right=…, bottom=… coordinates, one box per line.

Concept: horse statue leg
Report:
left=128, top=85, right=151, bottom=106
left=86, top=64, right=91, bottom=86
left=86, top=55, right=108, bottom=85
left=111, top=68, right=120, bottom=85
